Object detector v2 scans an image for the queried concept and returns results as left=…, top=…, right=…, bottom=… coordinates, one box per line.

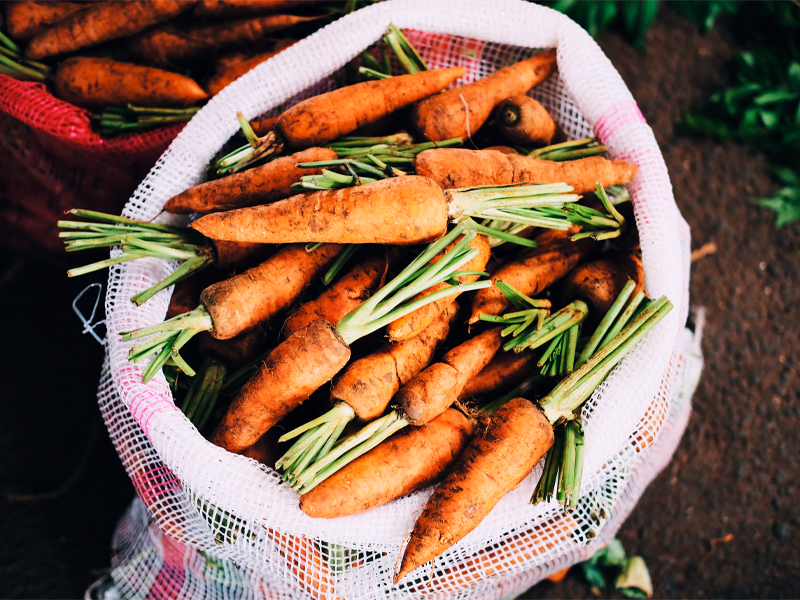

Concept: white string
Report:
left=72, top=283, right=106, bottom=346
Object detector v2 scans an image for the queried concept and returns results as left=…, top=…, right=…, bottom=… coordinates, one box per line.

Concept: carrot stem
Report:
left=576, top=280, right=636, bottom=367
left=322, top=244, right=359, bottom=285
left=527, top=137, right=606, bottom=161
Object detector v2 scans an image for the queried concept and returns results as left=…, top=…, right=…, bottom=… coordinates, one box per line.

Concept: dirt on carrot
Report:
left=558, top=252, right=644, bottom=313
left=205, top=39, right=295, bottom=95
left=5, top=1, right=85, bottom=41
left=494, top=94, right=557, bottom=146
left=460, top=348, right=538, bottom=399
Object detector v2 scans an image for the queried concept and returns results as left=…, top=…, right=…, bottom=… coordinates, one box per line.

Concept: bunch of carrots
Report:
left=1, top=0, right=342, bottom=134
left=60, top=27, right=672, bottom=585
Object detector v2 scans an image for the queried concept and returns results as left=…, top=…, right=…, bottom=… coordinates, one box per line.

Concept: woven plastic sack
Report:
left=0, top=74, right=184, bottom=251
left=98, top=0, right=696, bottom=597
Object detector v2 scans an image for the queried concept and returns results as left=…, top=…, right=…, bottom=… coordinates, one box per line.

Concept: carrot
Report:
left=209, top=239, right=274, bottom=271
left=386, top=233, right=490, bottom=343
left=194, top=0, right=301, bottom=17
left=547, top=566, right=571, bottom=583
left=299, top=408, right=474, bottom=519
left=469, top=236, right=598, bottom=324
left=196, top=325, right=268, bottom=368
left=460, top=348, right=537, bottom=399
left=240, top=428, right=282, bottom=468
left=330, top=300, right=460, bottom=422
left=190, top=176, right=575, bottom=246
left=415, top=148, right=639, bottom=195
left=25, top=0, right=195, bottom=60
left=394, top=397, right=554, bottom=582
left=274, top=67, right=466, bottom=150
left=251, top=115, right=278, bottom=137
left=53, top=57, right=208, bottom=110
left=5, top=1, right=85, bottom=41
left=559, top=252, right=644, bottom=314
left=410, top=50, right=557, bottom=142
left=494, top=95, right=557, bottom=146
left=397, top=327, right=504, bottom=426
left=164, top=147, right=337, bottom=215
left=128, top=14, right=319, bottom=66
left=205, top=39, right=294, bottom=95
left=165, top=269, right=221, bottom=319
left=281, top=248, right=400, bottom=339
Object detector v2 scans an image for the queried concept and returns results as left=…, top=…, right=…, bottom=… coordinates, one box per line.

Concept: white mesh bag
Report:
left=97, top=1, right=698, bottom=598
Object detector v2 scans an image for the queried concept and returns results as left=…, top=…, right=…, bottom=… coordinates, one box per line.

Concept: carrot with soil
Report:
left=25, top=0, right=195, bottom=60
left=205, top=39, right=295, bottom=96
left=5, top=1, right=85, bottom=41
left=53, top=58, right=208, bottom=109
left=122, top=243, right=344, bottom=383
left=494, top=95, right=557, bottom=146
left=410, top=50, right=557, bottom=142
left=200, top=225, right=491, bottom=454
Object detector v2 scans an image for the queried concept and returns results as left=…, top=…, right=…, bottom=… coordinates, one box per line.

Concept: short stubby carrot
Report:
left=202, top=243, right=343, bottom=340
left=53, top=57, right=208, bottom=109
left=209, top=319, right=351, bottom=453
left=129, top=14, right=320, bottom=66
left=415, top=148, right=638, bottom=195
left=300, top=409, right=474, bottom=519
left=331, top=301, right=460, bottom=422
left=410, top=50, right=557, bottom=142
left=469, top=237, right=598, bottom=324
left=281, top=248, right=401, bottom=339
left=495, top=95, right=557, bottom=146
left=386, top=234, right=490, bottom=343
left=397, top=327, right=504, bottom=426
left=460, top=348, right=537, bottom=399
left=275, top=67, right=465, bottom=149
left=164, top=147, right=337, bottom=215
left=6, top=1, right=85, bottom=41
left=25, top=0, right=195, bottom=60
left=190, top=176, right=449, bottom=246
left=394, top=397, right=554, bottom=582
left=559, top=252, right=644, bottom=314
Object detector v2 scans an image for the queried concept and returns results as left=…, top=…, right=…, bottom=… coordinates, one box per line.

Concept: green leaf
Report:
left=621, top=1, right=641, bottom=39
left=788, top=62, right=800, bottom=90
left=619, top=587, right=650, bottom=599
left=759, top=110, right=779, bottom=128
left=767, top=166, right=800, bottom=187
left=753, top=90, right=799, bottom=106
left=599, top=538, right=627, bottom=567
left=581, top=561, right=608, bottom=589
left=752, top=188, right=800, bottom=227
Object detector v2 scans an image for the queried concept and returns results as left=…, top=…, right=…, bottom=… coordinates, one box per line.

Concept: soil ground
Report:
left=0, top=9, right=798, bottom=599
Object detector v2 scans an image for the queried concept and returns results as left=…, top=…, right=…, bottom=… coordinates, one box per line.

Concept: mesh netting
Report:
left=96, top=1, right=697, bottom=597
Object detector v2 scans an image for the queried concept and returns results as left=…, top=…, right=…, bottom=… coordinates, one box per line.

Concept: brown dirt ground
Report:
left=0, top=8, right=798, bottom=600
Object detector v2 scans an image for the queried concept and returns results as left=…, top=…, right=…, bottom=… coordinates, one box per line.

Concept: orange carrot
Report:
left=164, top=147, right=337, bottom=215
left=206, top=39, right=294, bottom=95
left=469, top=236, right=597, bottom=324
left=415, top=148, right=639, bottom=195
left=300, top=409, right=474, bottom=518
left=410, top=50, right=557, bottom=142
left=251, top=115, right=278, bottom=137
left=53, top=57, right=208, bottom=109
left=196, top=326, right=268, bottom=368
left=330, top=300, right=460, bottom=422
left=201, top=243, right=343, bottom=340
left=190, top=176, right=449, bottom=245
left=25, top=0, right=195, bottom=60
left=208, top=239, right=274, bottom=271
left=495, top=95, right=557, bottom=146
left=5, top=1, right=85, bottom=41
left=547, top=567, right=571, bottom=583
left=460, top=348, right=537, bottom=399
left=240, top=428, right=283, bottom=468
left=397, top=327, right=504, bottom=426
left=209, top=319, right=351, bottom=453
left=274, top=67, right=466, bottom=150
left=281, top=248, right=400, bottom=339
left=558, top=252, right=644, bottom=313
left=386, top=233, right=490, bottom=343
left=395, top=397, right=554, bottom=582
left=194, top=0, right=302, bottom=17
left=128, top=14, right=319, bottom=66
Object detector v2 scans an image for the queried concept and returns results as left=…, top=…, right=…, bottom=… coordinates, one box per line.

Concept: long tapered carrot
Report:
left=53, top=57, right=208, bottom=109
left=495, top=95, right=557, bottom=146
left=410, top=50, right=557, bottom=142
left=281, top=248, right=401, bottom=339
left=300, top=409, right=474, bottom=519
left=202, top=243, right=343, bottom=340
left=559, top=252, right=644, bottom=314
left=190, top=176, right=449, bottom=245
left=460, top=348, right=538, bottom=399
left=129, top=14, right=319, bottom=66
left=275, top=67, right=465, bottom=149
left=209, top=319, right=352, bottom=453
left=25, top=0, right=195, bottom=60
left=330, top=301, right=460, bottom=422
left=469, top=237, right=598, bottom=324
left=395, top=397, right=554, bottom=582
left=6, top=1, right=85, bottom=41
left=416, top=149, right=638, bottom=194
left=386, top=234, right=490, bottom=343
left=164, top=147, right=336, bottom=215
left=397, top=327, right=504, bottom=426
left=206, top=40, right=294, bottom=96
